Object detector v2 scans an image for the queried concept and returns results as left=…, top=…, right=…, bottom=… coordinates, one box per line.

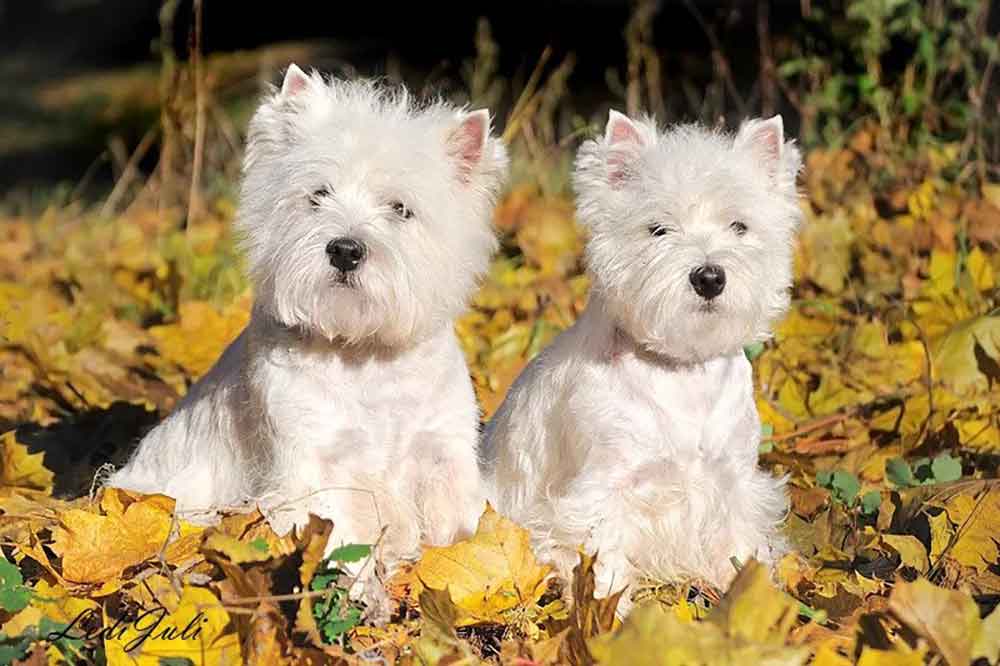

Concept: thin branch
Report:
left=100, top=128, right=157, bottom=219
left=185, top=0, right=206, bottom=230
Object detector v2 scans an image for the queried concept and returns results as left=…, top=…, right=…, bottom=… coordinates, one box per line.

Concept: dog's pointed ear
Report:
left=605, top=110, right=644, bottom=187
left=735, top=115, right=784, bottom=176
left=280, top=63, right=311, bottom=99
left=448, top=109, right=491, bottom=183
left=606, top=109, right=642, bottom=145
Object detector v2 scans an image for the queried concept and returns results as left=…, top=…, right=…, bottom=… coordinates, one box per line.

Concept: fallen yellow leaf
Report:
left=888, top=578, right=980, bottom=666
left=0, top=430, right=54, bottom=493
left=103, top=586, right=241, bottom=666
left=589, top=602, right=809, bottom=666
left=150, top=299, right=249, bottom=377
left=50, top=490, right=175, bottom=589
left=414, top=504, right=551, bottom=626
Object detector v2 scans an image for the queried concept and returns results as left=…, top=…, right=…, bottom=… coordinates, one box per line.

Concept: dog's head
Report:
left=574, top=111, right=802, bottom=362
left=237, top=65, right=507, bottom=348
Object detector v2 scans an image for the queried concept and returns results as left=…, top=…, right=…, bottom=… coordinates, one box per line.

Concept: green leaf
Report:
left=797, top=602, right=828, bottom=625
left=759, top=423, right=774, bottom=453
left=249, top=537, right=269, bottom=553
left=744, top=342, right=766, bottom=361
left=886, top=458, right=917, bottom=487
left=0, top=559, right=30, bottom=613
left=0, top=637, right=32, bottom=665
left=860, top=491, right=882, bottom=516
left=930, top=453, right=963, bottom=483
left=830, top=471, right=861, bottom=505
left=311, top=572, right=341, bottom=592
left=326, top=543, right=372, bottom=564
left=913, top=457, right=935, bottom=484
left=320, top=606, right=362, bottom=642
left=816, top=470, right=833, bottom=488
left=313, top=583, right=364, bottom=644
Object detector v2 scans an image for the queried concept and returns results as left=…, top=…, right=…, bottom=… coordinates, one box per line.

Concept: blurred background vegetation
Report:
left=1, top=0, right=996, bottom=206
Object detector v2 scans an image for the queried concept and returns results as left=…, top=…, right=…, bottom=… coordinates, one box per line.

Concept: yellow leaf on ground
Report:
left=933, top=313, right=1000, bottom=397
left=973, top=604, right=1000, bottom=664
left=942, top=487, right=1000, bottom=570
left=50, top=490, right=175, bottom=588
left=928, top=510, right=954, bottom=563
left=881, top=534, right=929, bottom=574
left=150, top=299, right=249, bottom=377
left=813, top=642, right=853, bottom=666
left=589, top=602, right=809, bottom=666
left=888, top=578, right=980, bottom=666
left=104, top=586, right=241, bottom=666
left=924, top=250, right=957, bottom=298
left=1, top=578, right=99, bottom=637
left=0, top=430, right=54, bottom=493
left=856, top=646, right=925, bottom=666
left=708, top=561, right=800, bottom=644
left=414, top=504, right=551, bottom=626
left=967, top=246, right=996, bottom=291
left=163, top=520, right=207, bottom=566
left=957, top=418, right=1000, bottom=452
left=202, top=531, right=272, bottom=564
left=514, top=196, right=582, bottom=278
left=215, top=508, right=296, bottom=558
left=798, top=211, right=854, bottom=294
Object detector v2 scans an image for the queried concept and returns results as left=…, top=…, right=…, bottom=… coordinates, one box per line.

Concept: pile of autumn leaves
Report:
left=2, top=128, right=1000, bottom=665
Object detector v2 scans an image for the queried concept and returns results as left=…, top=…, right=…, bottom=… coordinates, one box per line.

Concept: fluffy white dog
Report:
left=484, top=111, right=802, bottom=606
left=110, top=65, right=507, bottom=570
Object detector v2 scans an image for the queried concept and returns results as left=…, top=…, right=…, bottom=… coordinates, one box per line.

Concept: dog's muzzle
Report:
left=326, top=237, right=366, bottom=272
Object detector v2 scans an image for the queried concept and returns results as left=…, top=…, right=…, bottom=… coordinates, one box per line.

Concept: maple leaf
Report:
left=414, top=504, right=552, bottom=627
left=49, top=489, right=175, bottom=591
left=0, top=431, right=54, bottom=493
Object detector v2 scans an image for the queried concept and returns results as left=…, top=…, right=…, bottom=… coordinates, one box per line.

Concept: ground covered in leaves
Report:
left=2, top=126, right=1000, bottom=665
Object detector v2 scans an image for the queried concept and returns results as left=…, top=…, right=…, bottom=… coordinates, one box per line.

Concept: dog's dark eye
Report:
left=730, top=220, right=748, bottom=236
left=309, top=186, right=331, bottom=208
left=390, top=201, right=414, bottom=220
left=648, top=224, right=672, bottom=237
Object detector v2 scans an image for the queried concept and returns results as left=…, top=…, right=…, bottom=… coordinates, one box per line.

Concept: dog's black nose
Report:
left=690, top=264, right=726, bottom=300
left=326, top=237, right=366, bottom=272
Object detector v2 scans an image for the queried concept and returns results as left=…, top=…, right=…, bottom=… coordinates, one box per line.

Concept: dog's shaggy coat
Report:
left=111, top=66, right=508, bottom=573
left=484, top=111, right=802, bottom=607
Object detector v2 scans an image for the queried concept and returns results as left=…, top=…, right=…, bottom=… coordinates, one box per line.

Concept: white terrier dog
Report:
left=484, top=111, right=802, bottom=606
left=111, top=65, right=507, bottom=571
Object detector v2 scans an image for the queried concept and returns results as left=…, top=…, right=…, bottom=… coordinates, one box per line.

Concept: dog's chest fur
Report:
left=245, top=319, right=479, bottom=469
left=602, top=334, right=757, bottom=459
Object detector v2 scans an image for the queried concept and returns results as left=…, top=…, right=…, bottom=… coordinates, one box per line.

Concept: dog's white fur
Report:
left=484, top=111, right=802, bottom=606
left=110, top=66, right=507, bottom=571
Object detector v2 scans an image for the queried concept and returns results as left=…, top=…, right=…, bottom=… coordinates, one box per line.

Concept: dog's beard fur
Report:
left=254, top=223, right=458, bottom=348
left=590, top=238, right=792, bottom=363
